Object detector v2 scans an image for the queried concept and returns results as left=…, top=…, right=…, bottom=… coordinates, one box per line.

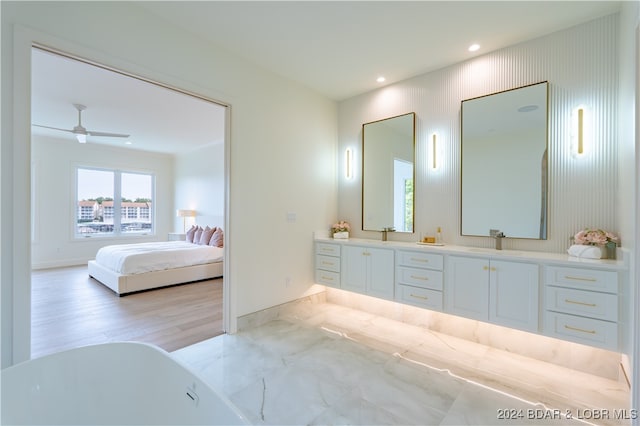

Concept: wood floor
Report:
left=31, top=265, right=224, bottom=359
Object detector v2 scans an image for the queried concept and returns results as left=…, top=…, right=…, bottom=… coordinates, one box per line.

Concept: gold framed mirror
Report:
left=362, top=112, right=416, bottom=233
left=461, top=82, right=549, bottom=239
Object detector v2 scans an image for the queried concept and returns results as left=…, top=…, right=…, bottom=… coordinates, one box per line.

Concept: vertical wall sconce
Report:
left=431, top=133, right=438, bottom=169
left=572, top=105, right=588, bottom=156
left=345, top=148, right=353, bottom=179
left=577, top=107, right=584, bottom=154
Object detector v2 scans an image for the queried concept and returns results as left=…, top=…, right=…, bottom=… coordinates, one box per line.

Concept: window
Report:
left=76, top=167, right=154, bottom=237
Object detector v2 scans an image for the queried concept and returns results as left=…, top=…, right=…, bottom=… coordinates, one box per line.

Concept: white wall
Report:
left=174, top=142, right=225, bottom=233
left=1, top=2, right=337, bottom=366
left=338, top=14, right=621, bottom=255
left=31, top=135, right=175, bottom=269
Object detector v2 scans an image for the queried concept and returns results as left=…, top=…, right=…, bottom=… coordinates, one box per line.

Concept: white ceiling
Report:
left=140, top=1, right=621, bottom=100
left=31, top=48, right=227, bottom=155
left=31, top=1, right=621, bottom=154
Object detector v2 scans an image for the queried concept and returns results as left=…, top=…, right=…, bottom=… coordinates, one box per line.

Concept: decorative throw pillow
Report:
left=185, top=225, right=197, bottom=243
left=209, top=227, right=224, bottom=248
left=199, top=226, right=216, bottom=245
left=193, top=226, right=203, bottom=244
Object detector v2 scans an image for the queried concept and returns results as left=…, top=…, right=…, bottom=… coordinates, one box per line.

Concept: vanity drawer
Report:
left=316, top=254, right=340, bottom=273
left=397, top=250, right=443, bottom=270
left=316, top=242, right=341, bottom=257
left=545, top=266, right=617, bottom=293
left=544, top=311, right=617, bottom=350
left=546, top=286, right=617, bottom=321
left=315, top=269, right=340, bottom=288
left=398, top=285, right=442, bottom=311
left=397, top=266, right=443, bottom=291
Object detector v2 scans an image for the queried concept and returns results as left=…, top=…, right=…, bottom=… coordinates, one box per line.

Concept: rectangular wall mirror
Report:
left=362, top=112, right=415, bottom=233
left=461, top=82, right=549, bottom=239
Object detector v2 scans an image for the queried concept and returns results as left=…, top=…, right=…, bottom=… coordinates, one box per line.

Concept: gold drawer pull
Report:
left=362, top=252, right=371, bottom=256
left=321, top=261, right=335, bottom=266
left=564, top=324, right=596, bottom=335
left=565, top=299, right=596, bottom=307
left=411, top=258, right=428, bottom=263
left=483, top=266, right=489, bottom=271
left=564, top=275, right=597, bottom=282
left=321, top=275, right=334, bottom=281
left=321, top=247, right=334, bottom=252
left=410, top=293, right=428, bottom=300
left=410, top=275, right=428, bottom=281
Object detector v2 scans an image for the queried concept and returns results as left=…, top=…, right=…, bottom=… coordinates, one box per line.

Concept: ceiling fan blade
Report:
left=32, top=124, right=74, bottom=133
left=86, top=130, right=130, bottom=138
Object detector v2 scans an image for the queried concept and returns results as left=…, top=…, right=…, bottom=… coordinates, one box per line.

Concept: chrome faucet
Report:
left=381, top=227, right=395, bottom=241
left=490, top=229, right=506, bottom=250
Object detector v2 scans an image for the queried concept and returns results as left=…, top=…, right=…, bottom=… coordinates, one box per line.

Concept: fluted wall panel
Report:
left=338, top=14, right=619, bottom=254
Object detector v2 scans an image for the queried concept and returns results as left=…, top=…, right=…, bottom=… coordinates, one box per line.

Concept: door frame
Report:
left=9, top=25, right=234, bottom=363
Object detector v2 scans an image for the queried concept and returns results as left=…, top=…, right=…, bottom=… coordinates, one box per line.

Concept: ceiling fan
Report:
left=32, top=103, right=130, bottom=143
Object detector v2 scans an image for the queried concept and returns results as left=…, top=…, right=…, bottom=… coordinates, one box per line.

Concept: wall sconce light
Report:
left=345, top=148, right=353, bottom=179
left=572, top=105, right=589, bottom=156
left=431, top=134, right=438, bottom=169
left=577, top=107, right=584, bottom=154
left=176, top=209, right=197, bottom=232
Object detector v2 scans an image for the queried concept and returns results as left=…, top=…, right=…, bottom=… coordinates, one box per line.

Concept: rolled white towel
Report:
left=567, top=244, right=603, bottom=259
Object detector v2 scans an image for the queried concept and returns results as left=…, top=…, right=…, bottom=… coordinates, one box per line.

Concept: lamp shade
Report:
left=176, top=209, right=197, bottom=217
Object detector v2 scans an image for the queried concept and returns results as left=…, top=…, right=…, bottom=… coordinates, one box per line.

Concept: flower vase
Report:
left=333, top=231, right=349, bottom=239
left=597, top=245, right=608, bottom=259
left=605, top=242, right=617, bottom=260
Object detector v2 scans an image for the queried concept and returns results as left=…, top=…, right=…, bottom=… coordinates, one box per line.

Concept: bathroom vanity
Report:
left=314, top=237, right=627, bottom=351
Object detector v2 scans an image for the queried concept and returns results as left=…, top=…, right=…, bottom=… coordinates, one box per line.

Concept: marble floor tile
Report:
left=173, top=302, right=631, bottom=425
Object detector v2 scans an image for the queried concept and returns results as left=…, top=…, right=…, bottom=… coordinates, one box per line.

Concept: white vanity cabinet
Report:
left=342, top=245, right=394, bottom=300
left=395, top=250, right=444, bottom=310
left=314, top=242, right=341, bottom=288
left=313, top=237, right=626, bottom=351
left=445, top=255, right=539, bottom=332
left=543, top=266, right=619, bottom=350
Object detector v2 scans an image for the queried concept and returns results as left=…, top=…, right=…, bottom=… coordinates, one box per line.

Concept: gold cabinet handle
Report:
left=565, top=299, right=596, bottom=307
left=564, top=324, right=596, bottom=335
left=482, top=266, right=489, bottom=271
left=490, top=267, right=496, bottom=271
left=410, top=257, right=429, bottom=263
left=362, top=252, right=371, bottom=256
left=321, top=275, right=334, bottom=281
left=564, top=275, right=597, bottom=282
left=321, top=261, right=335, bottom=266
left=410, top=293, right=428, bottom=300
left=321, top=247, right=334, bottom=252
left=410, top=275, right=428, bottom=281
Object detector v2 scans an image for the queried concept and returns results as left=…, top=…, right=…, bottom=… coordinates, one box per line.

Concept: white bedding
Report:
left=95, top=241, right=224, bottom=275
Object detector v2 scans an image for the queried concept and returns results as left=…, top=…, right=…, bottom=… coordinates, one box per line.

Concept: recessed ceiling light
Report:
left=376, top=76, right=386, bottom=83
left=468, top=44, right=480, bottom=52
left=125, top=141, right=132, bottom=145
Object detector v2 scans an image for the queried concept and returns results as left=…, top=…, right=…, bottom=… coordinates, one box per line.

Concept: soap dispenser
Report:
left=436, top=227, right=443, bottom=244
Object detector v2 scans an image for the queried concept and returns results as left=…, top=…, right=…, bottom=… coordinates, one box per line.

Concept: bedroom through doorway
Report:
left=29, top=46, right=229, bottom=359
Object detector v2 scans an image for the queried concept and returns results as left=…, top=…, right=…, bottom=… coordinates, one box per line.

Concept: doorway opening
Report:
left=30, top=45, right=229, bottom=358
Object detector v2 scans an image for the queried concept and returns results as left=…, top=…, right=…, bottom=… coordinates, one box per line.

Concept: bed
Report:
left=88, top=240, right=224, bottom=296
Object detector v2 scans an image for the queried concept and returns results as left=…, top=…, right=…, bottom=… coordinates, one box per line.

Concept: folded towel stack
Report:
left=567, top=244, right=603, bottom=259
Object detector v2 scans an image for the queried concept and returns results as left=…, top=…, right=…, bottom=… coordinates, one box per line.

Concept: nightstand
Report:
left=168, top=233, right=186, bottom=241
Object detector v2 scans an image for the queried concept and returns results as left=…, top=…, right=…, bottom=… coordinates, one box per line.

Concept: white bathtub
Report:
left=1, top=342, right=248, bottom=425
